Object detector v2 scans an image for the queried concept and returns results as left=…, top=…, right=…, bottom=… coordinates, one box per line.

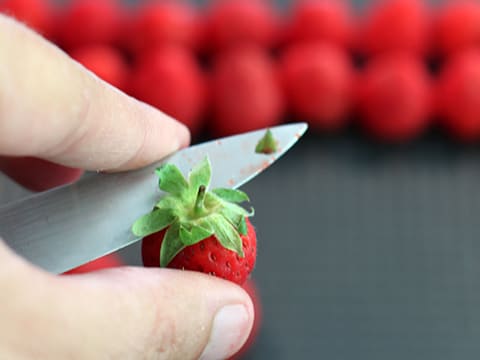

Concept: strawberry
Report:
left=229, top=279, right=263, bottom=359
left=69, top=45, right=129, bottom=92
left=434, top=0, right=480, bottom=57
left=0, top=0, right=53, bottom=37
left=0, top=157, right=83, bottom=192
left=63, top=254, right=124, bottom=275
left=129, top=46, right=207, bottom=137
left=356, top=54, right=432, bottom=143
left=284, top=0, right=355, bottom=49
left=205, top=0, right=279, bottom=52
left=55, top=0, right=122, bottom=50
left=358, top=0, right=431, bottom=57
left=210, top=46, right=284, bottom=137
left=134, top=157, right=256, bottom=286
left=436, top=49, right=480, bottom=142
left=279, top=42, right=354, bottom=132
left=123, top=0, right=201, bottom=54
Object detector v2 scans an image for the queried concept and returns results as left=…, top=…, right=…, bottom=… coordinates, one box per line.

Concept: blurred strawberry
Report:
left=358, top=0, right=431, bottom=56
left=210, top=46, right=284, bottom=137
left=205, top=0, right=280, bottom=52
left=63, top=254, right=124, bottom=275
left=123, top=0, right=201, bottom=54
left=55, top=0, right=122, bottom=50
left=229, top=279, right=263, bottom=360
left=0, top=157, right=83, bottom=192
left=356, top=54, right=432, bottom=143
left=436, top=49, right=480, bottom=142
left=69, top=45, right=129, bottom=92
left=434, top=0, right=480, bottom=57
left=0, top=0, right=53, bottom=37
left=284, top=0, right=355, bottom=49
left=279, top=42, right=354, bottom=132
left=129, top=46, right=207, bottom=136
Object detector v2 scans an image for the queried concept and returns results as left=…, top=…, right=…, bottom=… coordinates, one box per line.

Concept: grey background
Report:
left=2, top=1, right=480, bottom=359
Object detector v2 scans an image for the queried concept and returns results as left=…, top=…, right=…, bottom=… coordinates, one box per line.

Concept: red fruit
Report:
left=143, top=218, right=256, bottom=285
left=136, top=158, right=257, bottom=286
left=69, top=45, right=129, bottom=92
left=210, top=47, right=284, bottom=137
left=63, top=254, right=124, bottom=275
left=205, top=0, right=279, bottom=52
left=436, top=49, right=480, bottom=142
left=434, top=0, right=480, bottom=57
left=55, top=0, right=121, bottom=49
left=284, top=0, right=355, bottom=49
left=129, top=46, right=206, bottom=135
left=229, top=279, right=263, bottom=359
left=279, top=43, right=354, bottom=132
left=124, top=0, right=201, bottom=53
left=0, top=0, right=53, bottom=37
left=0, top=157, right=83, bottom=192
left=359, top=0, right=431, bottom=56
left=356, top=54, right=431, bottom=143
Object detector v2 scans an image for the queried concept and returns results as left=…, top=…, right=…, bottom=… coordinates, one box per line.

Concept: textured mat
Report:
left=237, top=131, right=480, bottom=360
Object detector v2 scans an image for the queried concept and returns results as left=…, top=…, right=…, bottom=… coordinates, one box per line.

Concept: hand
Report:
left=0, top=15, right=253, bottom=360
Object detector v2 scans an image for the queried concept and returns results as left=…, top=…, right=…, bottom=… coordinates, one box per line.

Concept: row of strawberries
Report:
left=2, top=0, right=480, bottom=143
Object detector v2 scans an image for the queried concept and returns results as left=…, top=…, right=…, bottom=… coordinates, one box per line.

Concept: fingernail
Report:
left=199, top=304, right=251, bottom=360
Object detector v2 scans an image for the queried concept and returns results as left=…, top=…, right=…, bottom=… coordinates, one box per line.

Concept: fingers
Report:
left=0, top=15, right=190, bottom=172
left=0, top=241, right=253, bottom=360
left=0, top=157, right=83, bottom=191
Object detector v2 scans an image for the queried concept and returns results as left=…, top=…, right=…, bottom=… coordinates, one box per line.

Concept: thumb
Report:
left=0, top=241, right=254, bottom=360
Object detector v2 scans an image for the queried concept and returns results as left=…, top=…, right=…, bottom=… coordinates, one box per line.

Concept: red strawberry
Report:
left=135, top=158, right=256, bottom=286
left=205, top=0, right=279, bottom=52
left=210, top=46, right=284, bottom=137
left=229, top=279, right=263, bottom=359
left=129, top=46, right=207, bottom=136
left=63, top=254, right=124, bottom=275
left=279, top=42, right=354, bottom=132
left=434, top=0, right=480, bottom=57
left=436, top=49, right=480, bottom=142
left=0, top=0, right=53, bottom=37
left=284, top=0, right=355, bottom=49
left=124, top=0, right=201, bottom=54
left=55, top=0, right=122, bottom=50
left=0, top=157, right=83, bottom=192
left=69, top=45, right=129, bottom=92
left=358, top=0, right=431, bottom=56
left=356, top=54, right=432, bottom=143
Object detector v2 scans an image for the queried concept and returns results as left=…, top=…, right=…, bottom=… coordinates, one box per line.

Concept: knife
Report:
left=0, top=123, right=307, bottom=274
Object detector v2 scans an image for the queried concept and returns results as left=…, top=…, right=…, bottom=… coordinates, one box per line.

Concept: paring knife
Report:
left=0, top=123, right=308, bottom=274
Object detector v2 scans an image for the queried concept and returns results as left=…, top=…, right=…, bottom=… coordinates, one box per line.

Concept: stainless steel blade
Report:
left=0, top=123, right=307, bottom=274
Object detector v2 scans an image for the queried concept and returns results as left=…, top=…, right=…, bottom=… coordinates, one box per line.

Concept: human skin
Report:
left=0, top=15, right=253, bottom=360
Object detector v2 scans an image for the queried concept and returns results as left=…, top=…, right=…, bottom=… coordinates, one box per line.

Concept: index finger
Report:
left=0, top=15, right=190, bottom=172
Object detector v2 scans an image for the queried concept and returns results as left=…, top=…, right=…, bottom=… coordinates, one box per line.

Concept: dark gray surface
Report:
left=240, top=132, right=480, bottom=360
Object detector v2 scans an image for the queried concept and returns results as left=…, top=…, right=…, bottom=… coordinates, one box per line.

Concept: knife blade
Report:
left=0, top=123, right=307, bottom=274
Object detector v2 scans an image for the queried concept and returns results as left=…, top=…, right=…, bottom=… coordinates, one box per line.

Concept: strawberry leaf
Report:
left=238, top=216, right=247, bottom=236
left=132, top=208, right=176, bottom=237
left=156, top=164, right=189, bottom=195
left=160, top=221, right=184, bottom=267
left=219, top=203, right=247, bottom=228
left=212, top=188, right=249, bottom=203
left=208, top=214, right=244, bottom=257
left=189, top=157, right=211, bottom=193
left=179, top=223, right=214, bottom=246
left=255, top=128, right=277, bottom=154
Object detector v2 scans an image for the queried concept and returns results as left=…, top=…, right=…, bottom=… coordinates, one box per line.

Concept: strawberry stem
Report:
left=194, top=185, right=207, bottom=215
